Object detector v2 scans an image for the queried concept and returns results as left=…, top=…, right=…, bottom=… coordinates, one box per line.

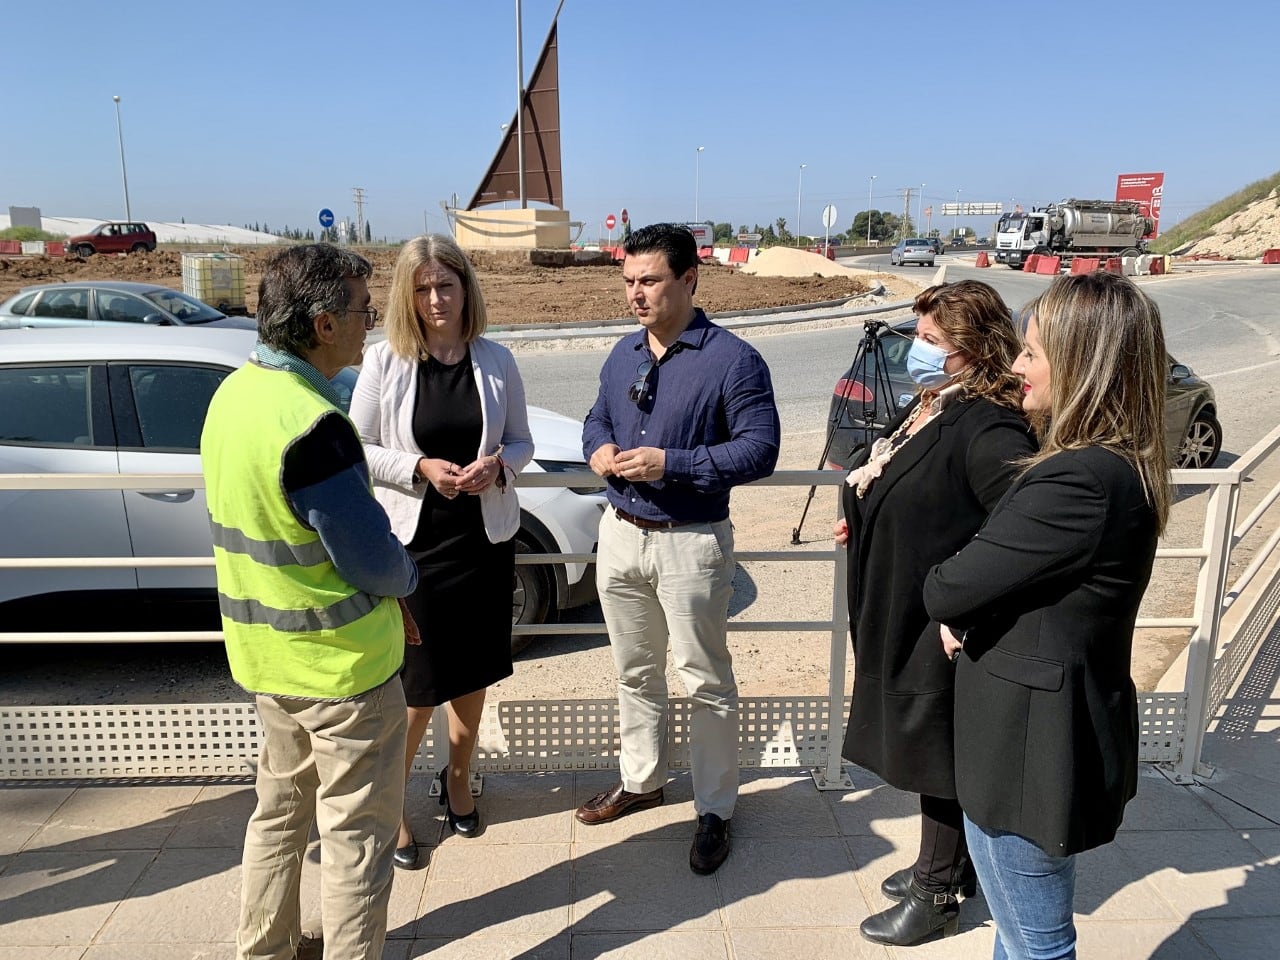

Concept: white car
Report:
left=0, top=327, right=605, bottom=652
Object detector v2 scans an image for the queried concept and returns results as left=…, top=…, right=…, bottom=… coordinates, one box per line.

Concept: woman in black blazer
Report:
left=924, top=272, right=1171, bottom=959
left=834, top=281, right=1034, bottom=946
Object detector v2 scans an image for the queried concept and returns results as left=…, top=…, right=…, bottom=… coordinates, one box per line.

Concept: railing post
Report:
left=1173, top=479, right=1241, bottom=782
left=813, top=492, right=853, bottom=790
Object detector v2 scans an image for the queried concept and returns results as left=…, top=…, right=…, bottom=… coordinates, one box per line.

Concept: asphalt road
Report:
left=516, top=261, right=1280, bottom=465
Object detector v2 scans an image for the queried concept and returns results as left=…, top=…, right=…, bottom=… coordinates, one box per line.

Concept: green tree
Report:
left=364, top=221, right=372, bottom=242
left=775, top=217, right=791, bottom=244
left=712, top=222, right=734, bottom=243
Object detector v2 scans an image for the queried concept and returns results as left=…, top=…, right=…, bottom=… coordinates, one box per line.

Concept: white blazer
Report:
left=351, top=337, right=534, bottom=544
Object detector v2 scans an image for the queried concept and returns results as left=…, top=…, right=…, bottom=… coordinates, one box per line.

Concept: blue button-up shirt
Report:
left=582, top=309, right=781, bottom=524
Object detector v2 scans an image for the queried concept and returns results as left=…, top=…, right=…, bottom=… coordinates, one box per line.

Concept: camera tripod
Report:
left=791, top=319, right=903, bottom=544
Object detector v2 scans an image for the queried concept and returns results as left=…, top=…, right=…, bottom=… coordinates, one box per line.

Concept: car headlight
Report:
left=534, top=459, right=607, bottom=495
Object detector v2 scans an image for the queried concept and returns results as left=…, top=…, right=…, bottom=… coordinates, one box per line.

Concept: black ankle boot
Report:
left=881, top=858, right=979, bottom=902
left=860, top=880, right=960, bottom=946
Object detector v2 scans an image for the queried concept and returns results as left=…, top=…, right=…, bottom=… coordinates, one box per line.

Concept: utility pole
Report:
left=352, top=187, right=366, bottom=245
left=900, top=187, right=914, bottom=239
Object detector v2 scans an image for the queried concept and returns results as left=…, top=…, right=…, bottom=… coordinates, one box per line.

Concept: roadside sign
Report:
left=620, top=208, right=629, bottom=225
left=821, top=204, right=838, bottom=229
left=318, top=208, right=335, bottom=229
left=605, top=214, right=617, bottom=230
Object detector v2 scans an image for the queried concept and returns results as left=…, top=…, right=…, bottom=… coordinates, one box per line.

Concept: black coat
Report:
left=841, top=396, right=1035, bottom=797
left=923, top=446, right=1159, bottom=855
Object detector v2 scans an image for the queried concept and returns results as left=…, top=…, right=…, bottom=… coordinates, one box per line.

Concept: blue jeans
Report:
left=964, top=815, right=1077, bottom=960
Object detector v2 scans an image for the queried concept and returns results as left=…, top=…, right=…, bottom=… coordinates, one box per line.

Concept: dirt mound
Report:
left=1, top=246, right=883, bottom=325
left=1183, top=188, right=1280, bottom=259
left=739, top=246, right=877, bottom=279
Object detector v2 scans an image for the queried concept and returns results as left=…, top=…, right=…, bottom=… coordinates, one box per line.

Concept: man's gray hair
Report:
left=256, top=244, right=373, bottom=356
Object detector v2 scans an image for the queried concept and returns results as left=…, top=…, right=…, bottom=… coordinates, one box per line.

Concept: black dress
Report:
left=400, top=349, right=515, bottom=707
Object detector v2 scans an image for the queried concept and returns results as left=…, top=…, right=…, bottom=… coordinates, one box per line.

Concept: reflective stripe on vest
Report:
left=218, top=589, right=380, bottom=633
left=209, top=515, right=332, bottom=568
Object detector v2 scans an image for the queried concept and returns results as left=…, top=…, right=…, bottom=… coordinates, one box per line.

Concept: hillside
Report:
left=1154, top=171, right=1280, bottom=258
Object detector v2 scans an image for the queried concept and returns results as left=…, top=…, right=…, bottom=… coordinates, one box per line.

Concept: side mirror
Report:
left=142, top=313, right=170, bottom=326
left=1169, top=363, right=1191, bottom=381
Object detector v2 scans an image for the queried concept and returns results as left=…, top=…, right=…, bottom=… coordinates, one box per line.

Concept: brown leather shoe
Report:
left=575, top=783, right=664, bottom=824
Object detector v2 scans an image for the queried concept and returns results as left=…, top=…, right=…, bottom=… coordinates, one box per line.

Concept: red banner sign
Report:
left=1115, top=172, right=1164, bottom=238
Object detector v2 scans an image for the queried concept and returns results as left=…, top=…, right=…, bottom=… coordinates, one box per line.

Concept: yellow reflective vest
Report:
left=201, top=362, right=403, bottom=699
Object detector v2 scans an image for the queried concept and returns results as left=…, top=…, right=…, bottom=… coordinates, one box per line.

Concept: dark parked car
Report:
left=824, top=319, right=1222, bottom=470
left=889, top=238, right=935, bottom=267
left=65, top=221, right=157, bottom=257
left=0, top=281, right=255, bottom=330
left=927, top=237, right=944, bottom=255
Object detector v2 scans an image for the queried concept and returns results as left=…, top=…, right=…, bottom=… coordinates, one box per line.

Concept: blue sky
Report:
left=2, top=1, right=1274, bottom=241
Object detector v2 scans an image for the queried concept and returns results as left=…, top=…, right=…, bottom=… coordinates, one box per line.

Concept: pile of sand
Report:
left=739, top=246, right=879, bottom=278
left=1184, top=189, right=1280, bottom=259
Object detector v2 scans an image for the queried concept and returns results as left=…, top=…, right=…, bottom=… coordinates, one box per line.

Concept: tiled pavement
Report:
left=3, top=631, right=1279, bottom=959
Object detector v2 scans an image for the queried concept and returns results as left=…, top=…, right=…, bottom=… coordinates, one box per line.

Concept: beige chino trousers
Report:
left=596, top=506, right=739, bottom=819
left=237, top=675, right=407, bottom=960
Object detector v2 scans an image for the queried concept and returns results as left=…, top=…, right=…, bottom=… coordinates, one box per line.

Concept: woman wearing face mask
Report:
left=833, top=280, right=1035, bottom=947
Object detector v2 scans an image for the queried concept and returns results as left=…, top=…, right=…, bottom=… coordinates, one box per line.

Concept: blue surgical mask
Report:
left=905, top=338, right=960, bottom=388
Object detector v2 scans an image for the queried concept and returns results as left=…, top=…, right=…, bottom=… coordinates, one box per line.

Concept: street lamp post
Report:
left=111, top=95, right=132, bottom=222
left=954, top=187, right=961, bottom=241
left=796, top=163, right=807, bottom=246
left=695, top=146, right=705, bottom=222
left=917, top=183, right=926, bottom=237
left=867, top=174, right=877, bottom=246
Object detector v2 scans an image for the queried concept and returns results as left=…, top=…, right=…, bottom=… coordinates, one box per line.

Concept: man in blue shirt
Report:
left=577, top=223, right=781, bottom=875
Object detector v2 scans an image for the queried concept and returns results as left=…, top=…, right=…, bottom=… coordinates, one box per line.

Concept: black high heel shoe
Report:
left=393, top=828, right=419, bottom=869
left=439, top=768, right=482, bottom=837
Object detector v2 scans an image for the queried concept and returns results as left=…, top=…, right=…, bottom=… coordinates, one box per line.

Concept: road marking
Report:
left=1202, top=357, right=1280, bottom=379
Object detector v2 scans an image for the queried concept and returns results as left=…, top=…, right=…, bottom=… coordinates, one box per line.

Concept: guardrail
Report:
left=3, top=442, right=1279, bottom=783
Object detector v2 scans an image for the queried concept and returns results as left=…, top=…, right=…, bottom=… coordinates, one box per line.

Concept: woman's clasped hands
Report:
left=418, top=456, right=499, bottom=499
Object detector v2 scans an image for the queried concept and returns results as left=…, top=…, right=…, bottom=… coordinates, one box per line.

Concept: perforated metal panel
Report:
left=3, top=692, right=1188, bottom=781
left=1208, top=575, right=1280, bottom=721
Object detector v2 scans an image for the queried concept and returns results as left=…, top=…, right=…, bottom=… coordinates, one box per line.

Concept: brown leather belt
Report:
left=613, top=506, right=693, bottom=530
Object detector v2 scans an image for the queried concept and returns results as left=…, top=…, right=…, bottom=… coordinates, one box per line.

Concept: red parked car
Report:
left=65, top=221, right=157, bottom=257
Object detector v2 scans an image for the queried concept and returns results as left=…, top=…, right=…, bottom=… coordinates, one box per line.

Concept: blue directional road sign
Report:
left=318, top=208, right=335, bottom=229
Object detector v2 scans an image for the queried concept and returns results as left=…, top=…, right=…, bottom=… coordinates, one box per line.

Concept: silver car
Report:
left=0, top=327, right=604, bottom=650
left=0, top=281, right=255, bottom=330
left=889, top=238, right=935, bottom=267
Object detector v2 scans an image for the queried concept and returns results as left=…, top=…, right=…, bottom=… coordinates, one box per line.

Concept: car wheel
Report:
left=511, top=534, right=553, bottom=655
left=1176, top=412, right=1222, bottom=469
left=131, top=243, right=148, bottom=254
left=76, top=244, right=95, bottom=258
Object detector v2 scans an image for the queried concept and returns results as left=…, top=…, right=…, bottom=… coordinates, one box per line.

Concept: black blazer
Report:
left=841, top=396, right=1035, bottom=797
left=923, top=446, right=1159, bottom=856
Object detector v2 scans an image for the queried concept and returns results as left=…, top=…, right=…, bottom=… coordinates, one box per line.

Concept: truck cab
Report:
left=994, top=212, right=1047, bottom=268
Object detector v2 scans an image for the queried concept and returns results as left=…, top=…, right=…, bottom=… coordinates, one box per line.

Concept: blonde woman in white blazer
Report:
left=350, top=235, right=533, bottom=866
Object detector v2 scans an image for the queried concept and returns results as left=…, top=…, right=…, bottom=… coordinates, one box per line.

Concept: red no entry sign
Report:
left=605, top=214, right=617, bottom=230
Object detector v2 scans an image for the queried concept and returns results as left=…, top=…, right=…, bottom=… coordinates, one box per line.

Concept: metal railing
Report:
left=3, top=437, right=1279, bottom=783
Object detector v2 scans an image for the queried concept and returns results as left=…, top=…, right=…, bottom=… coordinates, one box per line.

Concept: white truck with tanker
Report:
left=993, top=199, right=1154, bottom=269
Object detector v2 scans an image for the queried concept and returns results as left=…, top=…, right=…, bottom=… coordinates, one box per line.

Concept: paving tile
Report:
left=825, top=769, right=920, bottom=838
left=0, top=850, right=154, bottom=946
left=385, top=850, right=432, bottom=939
left=717, top=836, right=865, bottom=928
left=731, top=926, right=889, bottom=959
left=730, top=772, right=840, bottom=838
left=570, top=839, right=720, bottom=931
left=0, top=786, right=74, bottom=855
left=1192, top=767, right=1280, bottom=825
left=0, top=947, right=87, bottom=960
left=1113, top=830, right=1280, bottom=918
left=402, top=774, right=446, bottom=847
left=440, top=771, right=574, bottom=845
left=1075, top=920, right=1217, bottom=958
left=82, top=945, right=236, bottom=960
left=885, top=923, right=994, bottom=959
left=840, top=834, right=915, bottom=915
left=1117, top=767, right=1232, bottom=831
left=415, top=842, right=570, bottom=938
left=27, top=785, right=201, bottom=852
left=1240, top=828, right=1280, bottom=858
left=571, top=930, right=728, bottom=959
left=96, top=845, right=241, bottom=943
left=1192, top=916, right=1280, bottom=959
left=1186, top=782, right=1276, bottom=829
left=571, top=771, right=698, bottom=844
left=395, top=934, right=570, bottom=958
left=1072, top=842, right=1180, bottom=920
left=165, top=784, right=256, bottom=848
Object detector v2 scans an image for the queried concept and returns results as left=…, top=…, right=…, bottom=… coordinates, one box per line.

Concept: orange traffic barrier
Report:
left=0, top=240, right=20, bottom=255
left=1069, top=257, right=1100, bottom=275
left=1022, top=255, right=1041, bottom=273
left=1104, top=257, right=1122, bottom=274
left=45, top=241, right=65, bottom=257
left=1035, top=255, right=1062, bottom=275
left=728, top=246, right=750, bottom=264
left=974, top=250, right=990, bottom=268
left=1148, top=256, right=1165, bottom=275
left=1262, top=249, right=1280, bottom=264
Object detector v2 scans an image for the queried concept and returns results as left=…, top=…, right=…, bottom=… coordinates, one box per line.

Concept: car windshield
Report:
left=143, top=289, right=227, bottom=324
